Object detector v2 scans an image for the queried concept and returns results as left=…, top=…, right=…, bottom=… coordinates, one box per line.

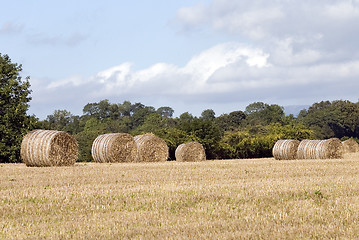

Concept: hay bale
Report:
left=20, top=129, right=78, bottom=167
left=175, top=142, right=206, bottom=162
left=297, top=138, right=343, bottom=159
left=134, top=134, right=169, bottom=162
left=297, top=140, right=320, bottom=159
left=91, top=133, right=137, bottom=163
left=272, top=140, right=300, bottom=160
left=342, top=138, right=359, bottom=153
left=315, top=138, right=344, bottom=159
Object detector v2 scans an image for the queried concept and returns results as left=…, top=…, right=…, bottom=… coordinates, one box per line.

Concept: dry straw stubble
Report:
left=272, top=139, right=300, bottom=160
left=20, top=129, right=78, bottom=167
left=91, top=133, right=137, bottom=163
left=134, top=133, right=169, bottom=162
left=175, top=142, right=206, bottom=162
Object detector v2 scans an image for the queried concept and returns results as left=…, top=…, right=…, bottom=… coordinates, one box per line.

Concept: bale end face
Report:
left=342, top=138, right=359, bottom=154
left=134, top=134, right=169, bottom=162
left=175, top=142, right=206, bottom=162
left=91, top=133, right=138, bottom=163
left=272, top=139, right=300, bottom=160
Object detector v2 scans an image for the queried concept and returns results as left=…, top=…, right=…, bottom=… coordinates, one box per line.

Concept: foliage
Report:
left=0, top=54, right=35, bottom=162
left=299, top=100, right=359, bottom=139
left=244, top=102, right=285, bottom=126
left=19, top=97, right=359, bottom=162
left=219, top=122, right=314, bottom=159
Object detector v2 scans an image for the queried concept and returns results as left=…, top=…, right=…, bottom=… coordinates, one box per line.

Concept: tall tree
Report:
left=201, top=109, right=216, bottom=121
left=244, top=102, right=284, bottom=126
left=0, top=54, right=34, bottom=162
left=156, top=106, right=174, bottom=118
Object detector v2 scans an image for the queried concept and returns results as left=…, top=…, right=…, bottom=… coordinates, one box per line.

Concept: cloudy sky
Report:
left=1, top=0, right=359, bottom=119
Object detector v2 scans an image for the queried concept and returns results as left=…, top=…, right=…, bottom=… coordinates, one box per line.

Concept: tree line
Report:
left=1, top=53, right=359, bottom=162
left=36, top=99, right=359, bottom=162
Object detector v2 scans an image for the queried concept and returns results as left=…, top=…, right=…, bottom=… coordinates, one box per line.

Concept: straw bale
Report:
left=91, top=133, right=137, bottom=163
left=315, top=138, right=344, bottom=159
left=20, top=129, right=78, bottom=167
left=175, top=142, right=206, bottom=162
left=134, top=133, right=169, bottom=162
left=297, top=138, right=343, bottom=160
left=272, top=140, right=300, bottom=160
left=342, top=138, right=359, bottom=153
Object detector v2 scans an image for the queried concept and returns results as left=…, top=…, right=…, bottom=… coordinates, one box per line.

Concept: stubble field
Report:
left=1, top=155, right=359, bottom=239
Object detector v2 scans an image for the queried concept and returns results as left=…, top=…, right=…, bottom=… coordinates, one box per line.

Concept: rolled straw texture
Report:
left=91, top=133, right=137, bottom=163
left=315, top=138, right=344, bottom=159
left=134, top=134, right=169, bottom=162
left=297, top=138, right=343, bottom=159
left=175, top=142, right=206, bottom=162
left=20, top=129, right=78, bottom=167
left=272, top=140, right=300, bottom=160
left=297, top=140, right=320, bottom=159
left=342, top=138, right=359, bottom=153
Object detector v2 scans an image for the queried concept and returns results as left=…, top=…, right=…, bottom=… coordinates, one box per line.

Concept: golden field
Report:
left=1, top=155, right=359, bottom=239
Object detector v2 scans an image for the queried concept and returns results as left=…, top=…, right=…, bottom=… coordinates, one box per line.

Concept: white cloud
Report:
left=324, top=1, right=359, bottom=19
left=27, top=1, right=359, bottom=118
left=29, top=40, right=359, bottom=119
left=0, top=21, right=24, bottom=34
left=176, top=0, right=359, bottom=57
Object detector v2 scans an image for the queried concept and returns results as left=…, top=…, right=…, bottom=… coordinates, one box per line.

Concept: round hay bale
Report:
left=297, top=140, right=321, bottom=159
left=91, top=133, right=137, bottom=163
left=20, top=129, right=78, bottom=167
left=272, top=139, right=299, bottom=160
left=297, top=139, right=343, bottom=160
left=175, top=142, right=206, bottom=162
left=134, top=134, right=169, bottom=162
left=315, top=138, right=344, bottom=159
left=342, top=138, right=359, bottom=153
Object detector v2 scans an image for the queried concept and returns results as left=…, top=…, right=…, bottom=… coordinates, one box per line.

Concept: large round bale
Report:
left=134, top=134, right=169, bottom=162
left=20, top=129, right=78, bottom=167
left=175, top=142, right=206, bottom=162
left=272, top=140, right=300, bottom=160
left=91, top=133, right=137, bottom=163
left=297, top=140, right=321, bottom=159
left=315, top=138, right=344, bottom=159
left=342, top=138, right=359, bottom=153
left=297, top=139, right=343, bottom=159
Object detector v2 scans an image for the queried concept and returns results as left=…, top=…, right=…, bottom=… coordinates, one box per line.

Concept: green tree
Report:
left=244, top=102, right=284, bottom=126
left=0, top=54, right=35, bottom=162
left=156, top=106, right=174, bottom=118
left=45, top=109, right=73, bottom=130
left=215, top=110, right=246, bottom=131
left=75, top=117, right=107, bottom=162
left=299, top=100, right=359, bottom=139
left=201, top=109, right=215, bottom=121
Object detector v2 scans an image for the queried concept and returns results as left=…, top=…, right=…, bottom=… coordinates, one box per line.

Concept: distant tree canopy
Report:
left=33, top=99, right=359, bottom=162
left=0, top=54, right=36, bottom=162
left=298, top=100, right=359, bottom=139
left=1, top=54, right=358, bottom=163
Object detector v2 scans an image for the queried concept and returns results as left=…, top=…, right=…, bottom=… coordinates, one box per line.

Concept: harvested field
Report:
left=1, top=157, right=359, bottom=239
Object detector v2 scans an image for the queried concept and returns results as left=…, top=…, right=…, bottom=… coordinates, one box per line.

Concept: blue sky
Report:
left=1, top=0, right=359, bottom=119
